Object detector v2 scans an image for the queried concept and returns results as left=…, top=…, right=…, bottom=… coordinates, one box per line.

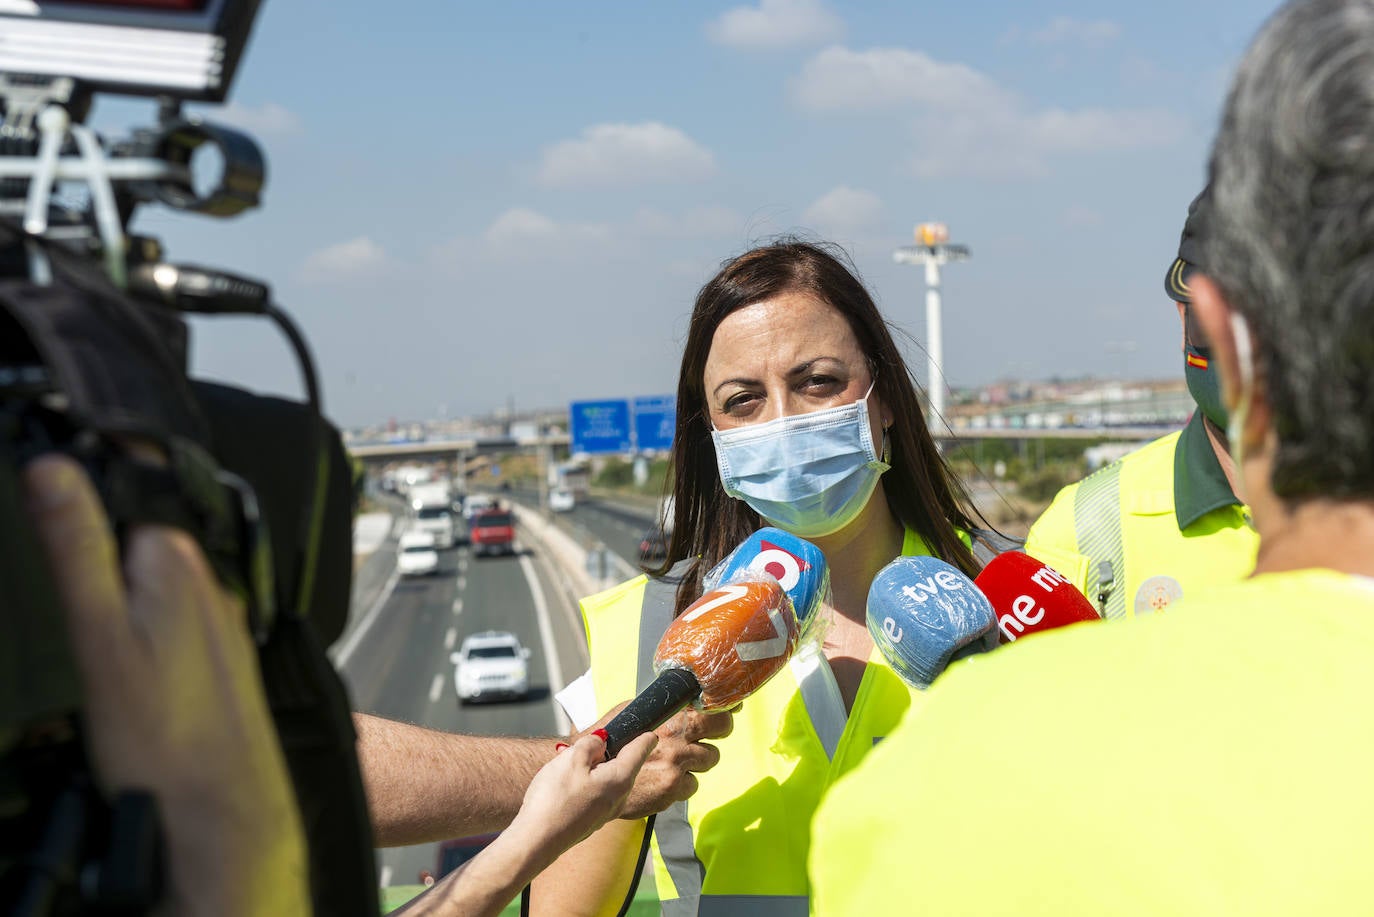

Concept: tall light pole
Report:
left=894, top=223, right=970, bottom=428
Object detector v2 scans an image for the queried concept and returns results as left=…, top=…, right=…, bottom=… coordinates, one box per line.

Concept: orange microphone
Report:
left=601, top=578, right=798, bottom=758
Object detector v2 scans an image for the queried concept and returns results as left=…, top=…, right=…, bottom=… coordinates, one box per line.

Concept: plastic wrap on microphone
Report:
left=975, top=551, right=1099, bottom=644
left=654, top=575, right=799, bottom=711
left=703, top=527, right=830, bottom=629
left=866, top=555, right=998, bottom=690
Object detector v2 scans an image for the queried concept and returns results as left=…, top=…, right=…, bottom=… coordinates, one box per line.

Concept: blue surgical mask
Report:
left=711, top=383, right=890, bottom=538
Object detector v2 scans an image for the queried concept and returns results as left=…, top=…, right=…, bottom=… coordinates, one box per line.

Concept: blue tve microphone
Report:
left=866, top=555, right=998, bottom=689
left=704, top=527, right=829, bottom=625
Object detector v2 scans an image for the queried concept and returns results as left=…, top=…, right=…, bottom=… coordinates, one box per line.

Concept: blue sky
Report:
left=100, top=0, right=1279, bottom=428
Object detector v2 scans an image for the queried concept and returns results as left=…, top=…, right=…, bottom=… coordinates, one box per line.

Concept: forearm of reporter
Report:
left=355, top=712, right=555, bottom=846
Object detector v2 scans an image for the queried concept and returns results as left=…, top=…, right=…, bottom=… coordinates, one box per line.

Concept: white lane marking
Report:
left=456, top=575, right=466, bottom=591
left=428, top=674, right=444, bottom=703
left=445, top=627, right=457, bottom=649
left=379, top=865, right=393, bottom=888
left=452, top=598, right=463, bottom=616
left=459, top=558, right=468, bottom=574
left=332, top=568, right=400, bottom=668
left=517, top=552, right=571, bottom=735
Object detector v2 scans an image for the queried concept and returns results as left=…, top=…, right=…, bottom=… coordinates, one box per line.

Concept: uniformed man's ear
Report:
left=1175, top=301, right=1188, bottom=353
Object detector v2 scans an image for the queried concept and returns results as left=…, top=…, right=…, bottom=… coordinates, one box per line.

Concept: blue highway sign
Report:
left=570, top=400, right=633, bottom=454
left=633, top=395, right=676, bottom=452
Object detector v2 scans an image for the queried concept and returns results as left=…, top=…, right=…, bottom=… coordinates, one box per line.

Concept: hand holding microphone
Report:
left=602, top=529, right=825, bottom=759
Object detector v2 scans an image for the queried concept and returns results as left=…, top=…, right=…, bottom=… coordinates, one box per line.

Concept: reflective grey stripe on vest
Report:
left=638, top=571, right=707, bottom=909
left=1072, top=462, right=1127, bottom=620
left=791, top=648, right=845, bottom=761
left=662, top=895, right=809, bottom=916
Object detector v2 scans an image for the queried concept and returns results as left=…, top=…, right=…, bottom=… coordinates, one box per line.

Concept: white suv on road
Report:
left=397, top=530, right=439, bottom=576
left=451, top=631, right=531, bottom=704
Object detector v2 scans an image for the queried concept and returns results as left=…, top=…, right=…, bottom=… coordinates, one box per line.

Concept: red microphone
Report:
left=974, top=552, right=1100, bottom=644
left=601, top=578, right=799, bottom=757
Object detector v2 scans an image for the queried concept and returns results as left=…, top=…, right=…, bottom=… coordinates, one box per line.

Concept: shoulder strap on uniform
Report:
left=1072, top=461, right=1127, bottom=619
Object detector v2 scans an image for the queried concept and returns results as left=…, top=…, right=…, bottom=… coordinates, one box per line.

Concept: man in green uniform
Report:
left=1024, top=188, right=1258, bottom=619
left=810, top=0, right=1374, bottom=912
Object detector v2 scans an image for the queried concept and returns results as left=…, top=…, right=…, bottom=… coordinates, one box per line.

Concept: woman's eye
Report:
left=803, top=375, right=839, bottom=392
left=723, top=392, right=759, bottom=414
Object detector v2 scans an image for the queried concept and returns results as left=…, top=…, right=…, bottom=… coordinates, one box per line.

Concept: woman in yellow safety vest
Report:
left=531, top=239, right=999, bottom=916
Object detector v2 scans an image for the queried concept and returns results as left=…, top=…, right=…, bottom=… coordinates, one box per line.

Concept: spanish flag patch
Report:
left=1186, top=352, right=1209, bottom=369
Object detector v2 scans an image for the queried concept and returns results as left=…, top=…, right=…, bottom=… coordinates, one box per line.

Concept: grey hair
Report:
left=1204, top=0, right=1374, bottom=499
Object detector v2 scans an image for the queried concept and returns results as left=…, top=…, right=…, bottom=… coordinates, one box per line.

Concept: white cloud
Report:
left=299, top=237, right=386, bottom=284
left=206, top=101, right=302, bottom=136
left=793, top=45, right=1185, bottom=179
left=480, top=207, right=613, bottom=256
left=1028, top=17, right=1122, bottom=49
left=706, top=0, right=843, bottom=50
left=792, top=46, right=1011, bottom=113
left=802, top=185, right=883, bottom=232
left=536, top=122, right=716, bottom=188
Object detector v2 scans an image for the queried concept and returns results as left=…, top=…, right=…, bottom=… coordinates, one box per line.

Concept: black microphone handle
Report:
left=601, top=667, right=701, bottom=759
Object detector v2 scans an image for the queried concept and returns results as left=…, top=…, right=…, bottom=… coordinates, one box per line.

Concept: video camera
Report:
left=0, top=3, right=378, bottom=914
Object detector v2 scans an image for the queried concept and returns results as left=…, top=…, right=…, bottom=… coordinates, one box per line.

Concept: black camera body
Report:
left=0, top=3, right=379, bottom=914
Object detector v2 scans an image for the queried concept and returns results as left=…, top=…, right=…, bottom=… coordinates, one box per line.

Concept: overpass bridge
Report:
left=348, top=432, right=572, bottom=466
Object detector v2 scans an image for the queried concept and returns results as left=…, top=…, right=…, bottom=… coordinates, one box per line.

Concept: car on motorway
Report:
left=451, top=631, right=531, bottom=704
left=434, top=833, right=498, bottom=879
left=462, top=494, right=497, bottom=523
left=469, top=508, right=516, bottom=557
left=397, top=530, right=439, bottom=576
left=548, top=488, right=575, bottom=512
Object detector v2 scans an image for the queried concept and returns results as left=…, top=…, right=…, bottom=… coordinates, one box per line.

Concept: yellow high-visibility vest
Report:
left=810, top=570, right=1374, bottom=915
left=1024, top=419, right=1257, bottom=619
left=580, top=528, right=944, bottom=916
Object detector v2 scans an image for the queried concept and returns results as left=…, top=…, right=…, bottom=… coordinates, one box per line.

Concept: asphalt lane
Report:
left=508, top=488, right=659, bottom=578
left=338, top=526, right=591, bottom=890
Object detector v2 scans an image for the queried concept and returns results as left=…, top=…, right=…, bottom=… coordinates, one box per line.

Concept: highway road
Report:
left=334, top=490, right=660, bottom=893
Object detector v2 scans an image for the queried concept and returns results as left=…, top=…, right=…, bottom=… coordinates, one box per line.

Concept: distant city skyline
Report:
left=96, top=0, right=1279, bottom=428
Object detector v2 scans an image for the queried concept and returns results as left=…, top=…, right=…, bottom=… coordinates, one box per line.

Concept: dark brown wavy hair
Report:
left=653, top=238, right=984, bottom=614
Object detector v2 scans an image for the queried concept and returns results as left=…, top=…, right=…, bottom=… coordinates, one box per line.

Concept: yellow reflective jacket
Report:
left=579, top=528, right=943, bottom=916
left=811, top=570, right=1374, bottom=915
left=1024, top=417, right=1257, bottom=619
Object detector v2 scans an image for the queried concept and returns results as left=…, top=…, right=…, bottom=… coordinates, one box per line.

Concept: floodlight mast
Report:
left=893, top=222, right=970, bottom=429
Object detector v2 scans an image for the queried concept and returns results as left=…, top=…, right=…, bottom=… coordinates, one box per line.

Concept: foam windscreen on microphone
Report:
left=704, top=527, right=829, bottom=625
left=975, top=551, right=1099, bottom=644
left=866, top=555, right=998, bottom=690
left=655, top=578, right=799, bottom=711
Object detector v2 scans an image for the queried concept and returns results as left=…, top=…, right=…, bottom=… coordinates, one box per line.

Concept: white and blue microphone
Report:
left=704, top=527, right=829, bottom=626
left=866, top=555, right=998, bottom=690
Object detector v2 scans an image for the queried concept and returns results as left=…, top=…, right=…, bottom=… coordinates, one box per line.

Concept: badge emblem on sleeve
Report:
left=1134, top=575, right=1183, bottom=615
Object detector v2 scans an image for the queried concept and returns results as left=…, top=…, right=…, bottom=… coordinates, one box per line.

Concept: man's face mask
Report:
left=1183, top=303, right=1229, bottom=428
